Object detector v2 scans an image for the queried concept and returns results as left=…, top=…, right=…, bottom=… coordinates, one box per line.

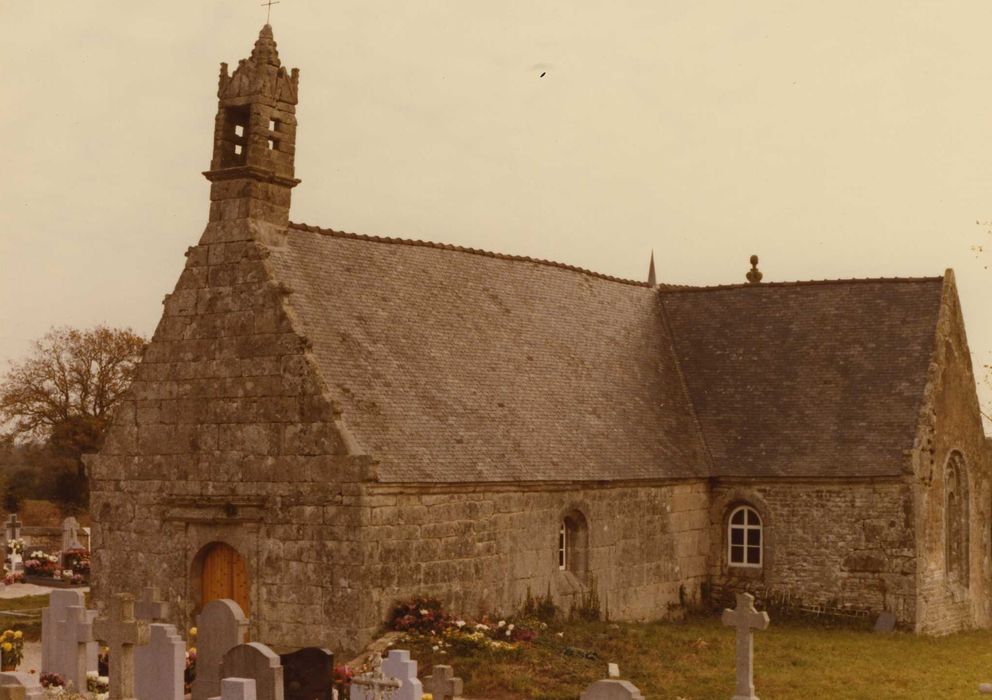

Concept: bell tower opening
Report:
left=203, top=24, right=301, bottom=227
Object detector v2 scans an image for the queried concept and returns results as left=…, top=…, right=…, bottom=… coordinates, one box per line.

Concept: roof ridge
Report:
left=289, top=221, right=651, bottom=288
left=659, top=275, right=944, bottom=293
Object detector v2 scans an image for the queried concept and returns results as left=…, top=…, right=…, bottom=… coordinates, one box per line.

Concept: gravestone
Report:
left=213, top=678, right=257, bottom=700
left=721, top=592, right=770, bottom=700
left=56, top=604, right=96, bottom=690
left=135, top=587, right=169, bottom=623
left=61, top=517, right=83, bottom=552
left=42, top=589, right=96, bottom=680
left=192, top=599, right=249, bottom=700
left=0, top=673, right=44, bottom=700
left=607, top=663, right=620, bottom=679
left=422, top=665, right=462, bottom=700
left=221, top=643, right=284, bottom=700
left=93, top=592, right=150, bottom=700
left=579, top=680, right=645, bottom=700
left=134, top=623, right=185, bottom=700
left=350, top=654, right=400, bottom=700
left=279, top=647, right=333, bottom=700
left=873, top=611, right=896, bottom=633
left=381, top=650, right=422, bottom=700
left=980, top=682, right=992, bottom=694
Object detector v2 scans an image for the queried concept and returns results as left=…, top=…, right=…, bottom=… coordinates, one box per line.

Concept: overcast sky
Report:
left=4, top=2, right=992, bottom=417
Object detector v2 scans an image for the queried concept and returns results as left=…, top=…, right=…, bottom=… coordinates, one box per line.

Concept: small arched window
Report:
left=945, top=451, right=969, bottom=585
left=558, top=510, right=589, bottom=577
left=728, top=505, right=762, bottom=568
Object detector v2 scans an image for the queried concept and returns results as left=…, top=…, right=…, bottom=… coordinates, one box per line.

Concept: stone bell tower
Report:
left=203, top=24, right=300, bottom=233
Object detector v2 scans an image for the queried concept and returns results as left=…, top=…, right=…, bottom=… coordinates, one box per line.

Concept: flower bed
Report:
left=23, top=549, right=89, bottom=587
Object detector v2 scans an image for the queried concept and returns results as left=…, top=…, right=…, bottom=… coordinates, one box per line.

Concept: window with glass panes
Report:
left=728, top=505, right=762, bottom=567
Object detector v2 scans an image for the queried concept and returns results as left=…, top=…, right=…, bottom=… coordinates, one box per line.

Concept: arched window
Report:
left=558, top=510, right=589, bottom=577
left=945, top=452, right=969, bottom=585
left=728, top=505, right=762, bottom=568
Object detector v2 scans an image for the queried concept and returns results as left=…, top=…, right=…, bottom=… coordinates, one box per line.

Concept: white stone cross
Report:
left=721, top=592, right=770, bottom=700
left=350, top=655, right=400, bottom=700
left=93, top=593, right=150, bottom=700
left=423, top=665, right=463, bottom=700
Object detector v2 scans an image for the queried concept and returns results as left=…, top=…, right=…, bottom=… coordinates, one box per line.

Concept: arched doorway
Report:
left=199, top=542, right=250, bottom=615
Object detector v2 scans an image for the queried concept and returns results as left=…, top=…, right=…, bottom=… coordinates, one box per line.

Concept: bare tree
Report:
left=0, top=326, right=146, bottom=441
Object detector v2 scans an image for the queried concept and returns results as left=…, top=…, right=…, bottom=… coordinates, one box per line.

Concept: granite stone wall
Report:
left=709, top=479, right=918, bottom=623
left=358, top=479, right=711, bottom=637
left=89, top=219, right=370, bottom=652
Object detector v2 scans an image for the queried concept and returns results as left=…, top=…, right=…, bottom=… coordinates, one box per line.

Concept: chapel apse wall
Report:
left=911, top=273, right=991, bottom=634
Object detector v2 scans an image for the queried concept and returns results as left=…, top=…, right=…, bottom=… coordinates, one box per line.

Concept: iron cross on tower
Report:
left=261, top=0, right=280, bottom=23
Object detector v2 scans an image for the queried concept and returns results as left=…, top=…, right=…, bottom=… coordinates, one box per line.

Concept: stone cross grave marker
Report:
left=0, top=672, right=44, bottom=700
left=350, top=654, right=400, bottom=700
left=381, top=650, right=422, bottom=700
left=57, top=604, right=96, bottom=690
left=279, top=647, right=333, bottom=700
left=4, top=515, right=21, bottom=572
left=422, top=665, right=463, bottom=700
left=721, top=592, right=770, bottom=700
left=192, top=599, right=249, bottom=700
left=135, top=587, right=169, bottom=623
left=93, top=592, right=150, bottom=700
left=42, top=589, right=96, bottom=681
left=134, top=623, right=185, bottom=700
left=221, top=643, right=284, bottom=700
left=213, top=678, right=257, bottom=700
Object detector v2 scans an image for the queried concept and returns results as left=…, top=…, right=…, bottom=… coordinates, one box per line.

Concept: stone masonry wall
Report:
left=358, top=479, right=710, bottom=637
left=709, top=479, right=917, bottom=623
left=910, top=273, right=991, bottom=634
left=89, top=218, right=371, bottom=652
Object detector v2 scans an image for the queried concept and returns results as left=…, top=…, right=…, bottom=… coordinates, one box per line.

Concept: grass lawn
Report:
left=397, top=614, right=992, bottom=699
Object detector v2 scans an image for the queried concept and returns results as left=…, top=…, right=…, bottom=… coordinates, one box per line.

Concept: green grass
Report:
left=399, top=614, right=992, bottom=699
left=0, top=594, right=49, bottom=641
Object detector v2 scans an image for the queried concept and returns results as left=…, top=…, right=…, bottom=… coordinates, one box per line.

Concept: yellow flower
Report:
left=2, top=642, right=12, bottom=652
left=189, top=627, right=197, bottom=638
left=13, top=632, right=21, bottom=640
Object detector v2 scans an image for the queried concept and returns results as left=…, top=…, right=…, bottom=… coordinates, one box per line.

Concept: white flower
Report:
left=497, top=620, right=506, bottom=628
left=556, top=632, right=564, bottom=638
left=505, top=630, right=511, bottom=637
left=432, top=645, right=439, bottom=651
left=420, top=609, right=429, bottom=615
left=455, top=620, right=466, bottom=628
left=508, top=624, right=515, bottom=631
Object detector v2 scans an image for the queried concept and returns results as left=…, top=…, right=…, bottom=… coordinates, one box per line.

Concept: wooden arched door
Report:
left=200, top=542, right=250, bottom=616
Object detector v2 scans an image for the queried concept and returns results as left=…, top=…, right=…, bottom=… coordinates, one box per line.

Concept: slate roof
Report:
left=269, top=223, right=944, bottom=482
left=269, top=224, right=712, bottom=482
left=661, top=278, right=944, bottom=478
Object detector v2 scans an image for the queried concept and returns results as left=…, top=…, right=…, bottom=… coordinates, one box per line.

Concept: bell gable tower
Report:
left=203, top=24, right=300, bottom=230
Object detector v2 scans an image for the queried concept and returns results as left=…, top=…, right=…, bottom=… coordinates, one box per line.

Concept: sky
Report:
left=3, top=2, right=992, bottom=416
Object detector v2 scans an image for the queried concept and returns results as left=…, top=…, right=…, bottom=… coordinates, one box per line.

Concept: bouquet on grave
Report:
left=62, top=548, right=90, bottom=577
left=39, top=671, right=65, bottom=688
left=24, top=551, right=59, bottom=578
left=86, top=671, right=109, bottom=693
left=6, top=539, right=23, bottom=556
left=0, top=629, right=23, bottom=668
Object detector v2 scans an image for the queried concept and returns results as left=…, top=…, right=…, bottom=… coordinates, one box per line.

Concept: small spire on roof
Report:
left=746, top=255, right=763, bottom=284
left=250, top=23, right=281, bottom=67
left=647, top=250, right=657, bottom=287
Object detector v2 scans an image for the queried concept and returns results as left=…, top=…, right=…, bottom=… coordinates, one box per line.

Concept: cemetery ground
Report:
left=395, top=612, right=992, bottom=699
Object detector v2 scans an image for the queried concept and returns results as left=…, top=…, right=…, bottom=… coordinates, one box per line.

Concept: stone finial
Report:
left=746, top=255, right=763, bottom=285
left=647, top=251, right=657, bottom=287
left=250, top=24, right=281, bottom=67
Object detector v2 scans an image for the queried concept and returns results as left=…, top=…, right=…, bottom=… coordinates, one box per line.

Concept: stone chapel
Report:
left=90, top=25, right=991, bottom=652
